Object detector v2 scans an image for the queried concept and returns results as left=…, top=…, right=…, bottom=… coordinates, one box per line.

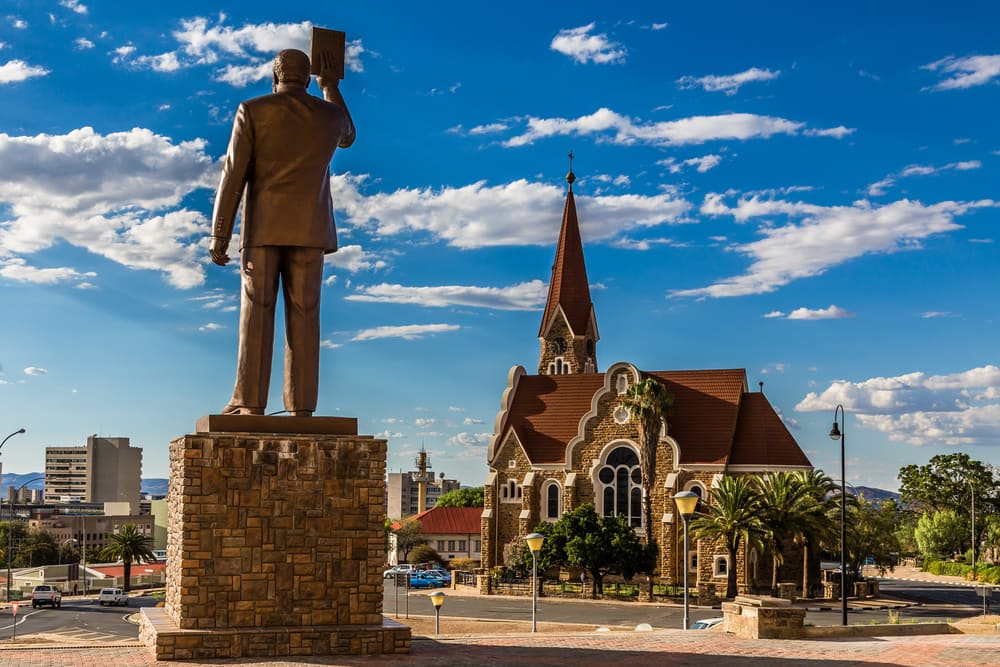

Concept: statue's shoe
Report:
left=221, top=403, right=264, bottom=415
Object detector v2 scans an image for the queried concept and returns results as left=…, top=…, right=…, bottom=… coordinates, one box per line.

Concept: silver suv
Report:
left=31, top=584, right=62, bottom=608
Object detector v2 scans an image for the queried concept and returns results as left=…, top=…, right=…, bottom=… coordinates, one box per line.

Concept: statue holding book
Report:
left=209, top=29, right=355, bottom=417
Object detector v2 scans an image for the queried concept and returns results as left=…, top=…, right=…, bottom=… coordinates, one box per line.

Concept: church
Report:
left=480, top=167, right=813, bottom=594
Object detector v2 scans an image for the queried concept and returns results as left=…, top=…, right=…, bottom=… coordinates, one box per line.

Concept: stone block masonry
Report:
left=139, top=424, right=410, bottom=660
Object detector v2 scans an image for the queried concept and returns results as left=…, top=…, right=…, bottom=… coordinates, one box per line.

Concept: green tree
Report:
left=392, top=518, right=426, bottom=563
left=408, top=543, right=444, bottom=567
left=756, top=472, right=816, bottom=594
left=914, top=509, right=966, bottom=561
left=620, top=378, right=674, bottom=546
left=691, top=475, right=765, bottom=599
left=0, top=521, right=28, bottom=567
left=541, top=504, right=645, bottom=598
left=898, top=454, right=998, bottom=553
left=15, top=529, right=58, bottom=567
left=435, top=487, right=484, bottom=507
left=847, top=497, right=901, bottom=576
left=795, top=469, right=838, bottom=597
left=97, top=523, right=155, bottom=592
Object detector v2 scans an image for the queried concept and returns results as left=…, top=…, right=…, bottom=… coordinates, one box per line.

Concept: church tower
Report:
left=537, top=157, right=599, bottom=375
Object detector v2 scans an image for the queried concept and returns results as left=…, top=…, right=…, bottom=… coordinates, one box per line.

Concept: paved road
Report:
left=0, top=596, right=145, bottom=643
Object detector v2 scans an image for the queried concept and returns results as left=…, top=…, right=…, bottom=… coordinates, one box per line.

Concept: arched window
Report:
left=596, top=446, right=642, bottom=527
left=543, top=482, right=562, bottom=521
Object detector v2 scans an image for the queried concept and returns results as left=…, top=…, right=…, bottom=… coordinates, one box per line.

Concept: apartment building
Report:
left=44, top=436, right=142, bottom=512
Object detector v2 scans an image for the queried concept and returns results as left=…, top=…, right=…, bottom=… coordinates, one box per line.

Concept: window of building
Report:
left=543, top=481, right=562, bottom=521
left=596, top=446, right=642, bottom=527
left=616, top=374, right=628, bottom=395
left=689, top=551, right=698, bottom=573
left=713, top=555, right=729, bottom=578
left=447, top=540, right=455, bottom=552
left=613, top=406, right=629, bottom=424
left=473, top=540, right=481, bottom=552
left=508, top=459, right=516, bottom=468
left=437, top=540, right=445, bottom=551
left=548, top=357, right=569, bottom=375
left=458, top=540, right=466, bottom=551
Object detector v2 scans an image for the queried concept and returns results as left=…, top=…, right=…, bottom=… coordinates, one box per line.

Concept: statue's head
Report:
left=273, top=49, right=310, bottom=89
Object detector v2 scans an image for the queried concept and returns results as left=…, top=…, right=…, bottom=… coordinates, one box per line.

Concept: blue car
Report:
left=406, top=574, right=435, bottom=589
left=421, top=571, right=450, bottom=587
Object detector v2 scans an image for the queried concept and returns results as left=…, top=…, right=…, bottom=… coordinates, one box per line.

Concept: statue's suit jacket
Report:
left=211, top=87, right=354, bottom=251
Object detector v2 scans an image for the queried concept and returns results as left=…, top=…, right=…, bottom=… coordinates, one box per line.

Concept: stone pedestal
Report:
left=138, top=417, right=411, bottom=660
left=722, top=596, right=805, bottom=639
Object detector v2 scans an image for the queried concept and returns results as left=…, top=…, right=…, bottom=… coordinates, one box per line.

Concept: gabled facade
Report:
left=481, top=171, right=813, bottom=594
left=390, top=506, right=483, bottom=565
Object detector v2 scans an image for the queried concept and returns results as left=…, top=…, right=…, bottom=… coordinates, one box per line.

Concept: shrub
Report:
left=448, top=557, right=477, bottom=571
left=924, top=560, right=971, bottom=577
left=407, top=544, right=444, bottom=567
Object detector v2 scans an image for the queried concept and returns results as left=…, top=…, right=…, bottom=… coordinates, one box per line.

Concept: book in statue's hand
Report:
left=311, top=26, right=346, bottom=79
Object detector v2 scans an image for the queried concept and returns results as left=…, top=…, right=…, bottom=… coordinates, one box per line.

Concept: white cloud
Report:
left=468, top=122, right=509, bottom=136
left=785, top=305, right=855, bottom=320
left=0, top=59, right=49, bottom=83
left=500, top=108, right=848, bottom=148
left=676, top=194, right=994, bottom=298
left=463, top=417, right=485, bottom=425
left=324, top=244, right=386, bottom=272
left=676, top=67, right=780, bottom=95
left=650, top=23, right=669, bottom=31
left=867, top=160, right=983, bottom=196
left=763, top=311, right=785, bottom=319
left=331, top=173, right=691, bottom=248
left=10, top=18, right=27, bottom=29
left=923, top=54, right=1000, bottom=91
left=0, top=257, right=96, bottom=285
left=922, top=311, right=956, bottom=319
left=114, top=16, right=368, bottom=86
left=24, top=366, right=48, bottom=376
left=348, top=280, right=547, bottom=310
left=447, top=431, right=492, bottom=459
left=796, top=365, right=1000, bottom=446
left=198, top=322, right=223, bottom=331
left=320, top=340, right=342, bottom=349
left=659, top=154, right=722, bottom=174
left=375, top=430, right=403, bottom=440
left=59, top=0, right=88, bottom=14
left=0, top=127, right=216, bottom=288
left=351, top=324, right=460, bottom=342
left=550, top=23, right=626, bottom=65
left=803, top=126, right=855, bottom=139
left=415, top=417, right=436, bottom=427
left=611, top=237, right=679, bottom=251
left=74, top=37, right=94, bottom=50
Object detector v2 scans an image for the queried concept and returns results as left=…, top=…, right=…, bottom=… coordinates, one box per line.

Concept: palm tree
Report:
left=795, top=469, right=838, bottom=597
left=98, top=523, right=155, bottom=592
left=756, top=472, right=816, bottom=595
left=690, top=475, right=765, bottom=598
left=621, top=377, right=674, bottom=546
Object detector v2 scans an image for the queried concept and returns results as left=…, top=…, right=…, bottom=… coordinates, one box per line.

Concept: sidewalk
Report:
left=2, top=629, right=999, bottom=666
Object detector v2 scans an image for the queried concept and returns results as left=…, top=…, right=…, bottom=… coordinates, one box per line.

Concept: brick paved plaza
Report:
left=2, top=630, right=999, bottom=666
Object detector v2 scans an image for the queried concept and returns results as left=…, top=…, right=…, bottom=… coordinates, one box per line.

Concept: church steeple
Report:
left=538, top=153, right=599, bottom=375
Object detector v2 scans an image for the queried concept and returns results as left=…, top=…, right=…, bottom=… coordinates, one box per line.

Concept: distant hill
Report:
left=142, top=478, right=169, bottom=496
left=1, top=473, right=168, bottom=496
left=854, top=486, right=901, bottom=503
left=1, top=472, right=45, bottom=491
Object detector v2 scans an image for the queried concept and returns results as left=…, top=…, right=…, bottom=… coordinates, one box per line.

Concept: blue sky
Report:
left=1, top=1, right=998, bottom=493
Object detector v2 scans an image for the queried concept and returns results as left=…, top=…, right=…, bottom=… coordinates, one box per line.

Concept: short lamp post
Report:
left=525, top=532, right=545, bottom=633
left=428, top=591, right=445, bottom=635
left=829, top=405, right=848, bottom=626
left=673, top=491, right=699, bottom=630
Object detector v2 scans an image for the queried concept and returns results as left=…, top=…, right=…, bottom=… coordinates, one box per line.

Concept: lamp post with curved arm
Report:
left=6, top=476, right=44, bottom=601
left=829, top=405, right=847, bottom=627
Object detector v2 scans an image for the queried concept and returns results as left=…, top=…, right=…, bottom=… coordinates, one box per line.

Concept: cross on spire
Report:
left=566, top=150, right=576, bottom=190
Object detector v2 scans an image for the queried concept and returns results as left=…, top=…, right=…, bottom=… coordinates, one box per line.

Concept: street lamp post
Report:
left=6, top=476, right=44, bottom=601
left=428, top=591, right=445, bottom=635
left=525, top=532, right=545, bottom=633
left=829, top=405, right=848, bottom=626
left=673, top=491, right=699, bottom=630
left=966, top=479, right=976, bottom=579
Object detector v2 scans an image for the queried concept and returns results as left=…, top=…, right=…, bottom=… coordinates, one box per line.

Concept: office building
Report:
left=44, top=436, right=142, bottom=512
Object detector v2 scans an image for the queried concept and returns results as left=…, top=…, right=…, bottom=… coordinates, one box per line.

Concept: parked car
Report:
left=31, top=584, right=62, bottom=608
left=383, top=564, right=414, bottom=579
left=98, top=588, right=129, bottom=606
left=690, top=617, right=723, bottom=630
left=406, top=574, right=437, bottom=589
left=422, top=570, right=451, bottom=586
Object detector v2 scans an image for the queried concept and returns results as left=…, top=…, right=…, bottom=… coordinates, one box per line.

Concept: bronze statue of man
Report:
left=209, top=48, right=355, bottom=417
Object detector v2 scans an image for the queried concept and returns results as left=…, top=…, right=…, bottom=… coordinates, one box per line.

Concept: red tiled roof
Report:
left=392, top=506, right=482, bottom=535
left=538, top=189, right=594, bottom=337
left=497, top=367, right=811, bottom=469
left=729, top=392, right=811, bottom=467
left=90, top=561, right=166, bottom=578
left=501, top=373, right=605, bottom=464
left=645, top=369, right=747, bottom=466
